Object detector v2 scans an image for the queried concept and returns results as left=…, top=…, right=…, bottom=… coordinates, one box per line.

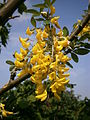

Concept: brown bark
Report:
left=0, top=0, right=25, bottom=25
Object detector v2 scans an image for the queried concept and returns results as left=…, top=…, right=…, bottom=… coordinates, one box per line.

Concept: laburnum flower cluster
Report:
left=14, top=5, right=71, bottom=101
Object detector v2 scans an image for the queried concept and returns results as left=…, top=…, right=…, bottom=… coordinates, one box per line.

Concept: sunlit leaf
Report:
left=25, top=9, right=40, bottom=16
left=63, top=26, right=69, bottom=37
left=33, top=3, right=46, bottom=8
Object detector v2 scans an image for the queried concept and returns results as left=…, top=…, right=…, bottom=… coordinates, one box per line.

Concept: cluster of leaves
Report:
left=0, top=80, right=90, bottom=120
left=0, top=23, right=11, bottom=52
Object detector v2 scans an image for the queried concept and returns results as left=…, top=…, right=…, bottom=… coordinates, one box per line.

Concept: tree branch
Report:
left=69, top=10, right=90, bottom=41
left=0, top=73, right=30, bottom=96
left=0, top=0, right=26, bottom=25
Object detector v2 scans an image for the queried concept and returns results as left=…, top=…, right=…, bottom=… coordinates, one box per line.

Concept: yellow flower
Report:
left=36, top=89, right=47, bottom=101
left=15, top=52, right=24, bottom=61
left=57, top=29, right=63, bottom=37
left=19, top=36, right=29, bottom=42
left=19, top=37, right=30, bottom=48
left=36, top=31, right=42, bottom=41
left=49, top=72, right=56, bottom=81
left=54, top=21, right=60, bottom=29
left=2, top=110, right=7, bottom=117
left=14, top=60, right=24, bottom=68
left=20, top=48, right=28, bottom=56
left=51, top=16, right=60, bottom=24
left=42, top=30, right=48, bottom=38
left=58, top=38, right=69, bottom=47
left=26, top=27, right=33, bottom=36
left=50, top=5, right=55, bottom=15
left=17, top=68, right=28, bottom=77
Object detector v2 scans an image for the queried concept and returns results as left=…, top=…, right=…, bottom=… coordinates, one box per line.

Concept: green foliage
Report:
left=18, top=3, right=27, bottom=14
left=0, top=80, right=90, bottom=120
left=74, top=48, right=90, bottom=55
left=66, top=62, right=73, bottom=68
left=6, top=60, right=15, bottom=65
left=71, top=52, right=79, bottom=63
left=63, top=26, right=69, bottom=37
left=31, top=16, right=36, bottom=27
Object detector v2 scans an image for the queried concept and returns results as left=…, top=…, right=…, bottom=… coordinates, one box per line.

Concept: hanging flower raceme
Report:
left=14, top=4, right=71, bottom=102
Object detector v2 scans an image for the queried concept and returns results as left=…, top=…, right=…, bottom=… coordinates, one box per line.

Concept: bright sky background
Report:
left=0, top=0, right=90, bottom=99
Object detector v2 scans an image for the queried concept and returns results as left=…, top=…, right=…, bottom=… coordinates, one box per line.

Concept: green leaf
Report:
left=33, top=3, right=46, bottom=8
left=6, top=60, right=14, bottom=65
left=25, top=9, right=40, bottom=16
left=31, top=16, right=36, bottom=27
left=27, top=95, right=36, bottom=102
left=79, top=33, right=90, bottom=41
left=9, top=65, right=15, bottom=71
left=71, top=52, right=79, bottom=63
left=66, top=62, right=73, bottom=68
left=63, top=26, right=69, bottom=37
left=74, top=48, right=90, bottom=55
left=18, top=3, right=27, bottom=14
left=36, top=18, right=44, bottom=21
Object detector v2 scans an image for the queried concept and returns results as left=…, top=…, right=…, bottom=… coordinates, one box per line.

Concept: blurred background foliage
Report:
left=0, top=80, right=90, bottom=120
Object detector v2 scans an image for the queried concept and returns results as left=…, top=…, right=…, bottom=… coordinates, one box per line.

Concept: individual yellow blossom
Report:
left=19, top=37, right=30, bottom=48
left=58, top=38, right=70, bottom=47
left=54, top=21, right=60, bottom=29
left=19, top=36, right=29, bottom=42
left=2, top=110, right=7, bottom=117
left=51, top=16, right=60, bottom=24
left=36, top=89, right=47, bottom=101
left=17, top=68, right=29, bottom=77
left=42, top=30, right=48, bottom=38
left=26, top=27, right=33, bottom=36
left=57, top=29, right=63, bottom=37
left=15, top=52, right=24, bottom=61
left=50, top=5, right=55, bottom=15
left=36, top=31, right=42, bottom=41
left=49, top=72, right=56, bottom=81
left=14, top=60, right=24, bottom=68
left=20, top=48, right=28, bottom=56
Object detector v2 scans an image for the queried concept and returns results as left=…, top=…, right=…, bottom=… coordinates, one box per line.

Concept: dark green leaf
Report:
left=74, top=48, right=89, bottom=55
left=63, top=26, right=69, bottom=37
left=25, top=9, right=40, bottom=16
left=9, top=65, right=15, bottom=71
left=33, top=3, right=46, bottom=8
left=31, top=16, right=36, bottom=27
left=36, top=18, right=44, bottom=21
left=79, top=33, right=90, bottom=41
left=18, top=3, right=27, bottom=14
left=6, top=60, right=14, bottom=65
left=80, top=42, right=90, bottom=49
left=71, top=52, right=79, bottom=63
left=66, top=62, right=73, bottom=68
